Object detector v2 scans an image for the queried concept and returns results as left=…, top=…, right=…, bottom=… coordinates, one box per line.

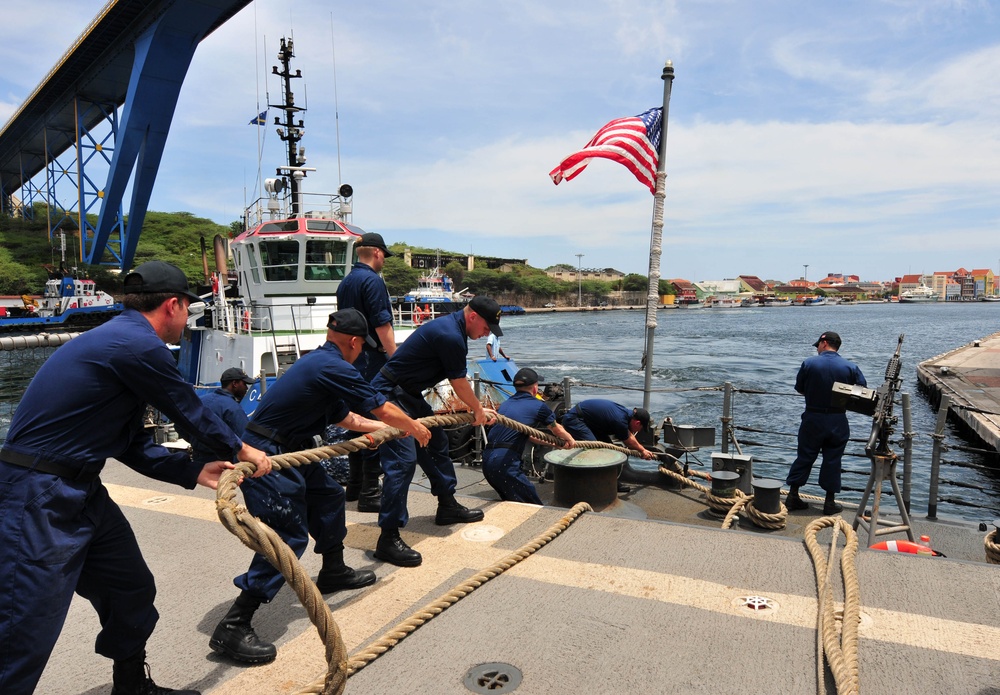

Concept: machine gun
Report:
left=865, top=334, right=905, bottom=457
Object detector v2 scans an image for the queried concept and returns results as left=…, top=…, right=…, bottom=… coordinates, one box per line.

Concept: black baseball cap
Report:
left=327, top=308, right=377, bottom=348
left=513, top=368, right=540, bottom=387
left=813, top=331, right=842, bottom=349
left=221, top=367, right=256, bottom=385
left=632, top=407, right=651, bottom=428
left=355, top=232, right=394, bottom=257
left=469, top=295, right=503, bottom=336
left=124, top=261, right=202, bottom=304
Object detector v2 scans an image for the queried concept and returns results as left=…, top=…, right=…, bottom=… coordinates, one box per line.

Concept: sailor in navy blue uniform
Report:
left=0, top=261, right=271, bottom=695
left=210, top=308, right=430, bottom=665
left=337, top=232, right=397, bottom=511
left=785, top=331, right=867, bottom=515
left=482, top=368, right=575, bottom=504
left=187, top=367, right=255, bottom=465
left=561, top=399, right=657, bottom=492
left=369, top=295, right=502, bottom=567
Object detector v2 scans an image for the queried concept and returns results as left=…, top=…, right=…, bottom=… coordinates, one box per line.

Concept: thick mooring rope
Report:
left=216, top=411, right=594, bottom=694
left=985, top=530, right=1000, bottom=564
left=803, top=516, right=861, bottom=695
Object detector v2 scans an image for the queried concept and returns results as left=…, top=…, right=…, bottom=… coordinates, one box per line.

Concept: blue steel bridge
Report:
left=0, top=0, right=252, bottom=271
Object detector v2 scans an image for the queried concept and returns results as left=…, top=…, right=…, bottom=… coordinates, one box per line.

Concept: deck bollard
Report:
left=710, top=470, right=740, bottom=499
left=711, top=452, right=753, bottom=495
left=751, top=478, right=783, bottom=514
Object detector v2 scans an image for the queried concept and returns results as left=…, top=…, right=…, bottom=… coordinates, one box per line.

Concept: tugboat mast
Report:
left=271, top=37, right=309, bottom=216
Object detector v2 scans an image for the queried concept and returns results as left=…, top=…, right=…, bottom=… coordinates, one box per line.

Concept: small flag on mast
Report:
left=248, top=110, right=267, bottom=126
left=549, top=108, right=662, bottom=194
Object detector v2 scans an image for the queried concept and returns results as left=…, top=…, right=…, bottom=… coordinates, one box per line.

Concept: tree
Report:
left=381, top=257, right=420, bottom=296
left=443, top=260, right=466, bottom=289
left=623, top=273, right=648, bottom=292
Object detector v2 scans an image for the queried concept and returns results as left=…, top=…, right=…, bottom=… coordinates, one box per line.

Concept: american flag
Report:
left=549, top=108, right=662, bottom=194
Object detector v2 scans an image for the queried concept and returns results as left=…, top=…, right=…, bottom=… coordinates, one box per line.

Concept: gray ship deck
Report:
left=37, top=461, right=1000, bottom=695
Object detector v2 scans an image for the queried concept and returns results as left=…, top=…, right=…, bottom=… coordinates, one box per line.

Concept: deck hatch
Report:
left=463, top=662, right=523, bottom=693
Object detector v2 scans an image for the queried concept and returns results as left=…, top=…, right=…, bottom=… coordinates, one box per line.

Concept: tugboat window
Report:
left=246, top=245, right=261, bottom=284
left=259, top=240, right=300, bottom=281
left=304, top=239, right=347, bottom=281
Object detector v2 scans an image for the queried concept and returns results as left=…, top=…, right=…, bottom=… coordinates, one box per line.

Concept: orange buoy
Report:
left=870, top=540, right=939, bottom=556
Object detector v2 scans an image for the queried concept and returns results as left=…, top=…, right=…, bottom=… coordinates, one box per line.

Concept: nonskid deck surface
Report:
left=37, top=463, right=1000, bottom=695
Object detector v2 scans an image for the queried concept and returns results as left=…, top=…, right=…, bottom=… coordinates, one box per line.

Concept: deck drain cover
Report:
left=733, top=595, right=779, bottom=612
left=463, top=662, right=523, bottom=693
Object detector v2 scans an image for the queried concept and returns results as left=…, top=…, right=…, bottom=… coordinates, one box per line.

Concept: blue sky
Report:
left=2, top=0, right=999, bottom=282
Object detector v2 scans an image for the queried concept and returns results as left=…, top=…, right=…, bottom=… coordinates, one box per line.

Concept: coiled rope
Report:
left=985, top=529, right=1000, bottom=564
left=216, top=411, right=593, bottom=694
left=803, top=516, right=861, bottom=695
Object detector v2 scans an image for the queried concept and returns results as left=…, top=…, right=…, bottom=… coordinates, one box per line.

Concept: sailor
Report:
left=560, top=399, right=657, bottom=492
left=482, top=368, right=575, bottom=504
left=185, top=367, right=256, bottom=465
left=486, top=331, right=509, bottom=361
left=211, top=308, right=431, bottom=665
left=0, top=260, right=271, bottom=695
left=337, top=232, right=396, bottom=513
left=369, top=295, right=502, bottom=567
left=784, top=331, right=867, bottom=515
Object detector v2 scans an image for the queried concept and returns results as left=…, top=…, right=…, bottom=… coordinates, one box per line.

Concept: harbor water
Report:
left=2, top=302, right=998, bottom=523
left=494, top=301, right=1000, bottom=524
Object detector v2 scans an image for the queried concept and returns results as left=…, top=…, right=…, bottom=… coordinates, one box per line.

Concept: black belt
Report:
left=0, top=448, right=103, bottom=483
left=487, top=442, right=519, bottom=450
left=379, top=366, right=424, bottom=399
left=806, top=407, right=847, bottom=414
left=379, top=365, right=399, bottom=384
left=245, top=422, right=288, bottom=446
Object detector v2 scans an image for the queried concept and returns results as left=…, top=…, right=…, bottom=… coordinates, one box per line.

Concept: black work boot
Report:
left=434, top=493, right=485, bottom=525
left=356, top=455, right=382, bottom=513
left=345, top=451, right=363, bottom=502
left=316, top=545, right=377, bottom=593
left=208, top=591, right=277, bottom=664
left=785, top=486, right=809, bottom=511
left=823, top=492, right=843, bottom=515
left=111, top=649, right=200, bottom=694
left=374, top=527, right=422, bottom=567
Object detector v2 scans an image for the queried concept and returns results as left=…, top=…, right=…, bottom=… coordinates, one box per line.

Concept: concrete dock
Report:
left=917, top=330, right=1000, bottom=453
left=35, top=458, right=1000, bottom=695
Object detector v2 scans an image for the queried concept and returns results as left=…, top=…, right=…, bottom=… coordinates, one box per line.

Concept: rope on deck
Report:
left=803, top=516, right=861, bottom=695
left=216, top=411, right=600, bottom=694
left=985, top=530, right=1000, bottom=564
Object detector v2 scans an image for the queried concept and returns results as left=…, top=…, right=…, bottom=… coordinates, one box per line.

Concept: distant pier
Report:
left=917, top=331, right=1000, bottom=453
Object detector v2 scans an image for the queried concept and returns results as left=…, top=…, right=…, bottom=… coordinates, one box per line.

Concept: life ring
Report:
left=870, top=540, right=939, bottom=556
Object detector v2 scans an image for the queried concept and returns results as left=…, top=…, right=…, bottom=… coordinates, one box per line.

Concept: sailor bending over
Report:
left=369, top=295, right=502, bottom=567
left=211, top=309, right=429, bottom=665
left=482, top=368, right=575, bottom=504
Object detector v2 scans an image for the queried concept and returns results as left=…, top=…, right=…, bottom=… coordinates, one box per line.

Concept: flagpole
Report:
left=641, top=60, right=675, bottom=412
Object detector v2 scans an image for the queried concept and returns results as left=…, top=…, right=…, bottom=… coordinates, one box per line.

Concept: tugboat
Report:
left=0, top=270, right=120, bottom=334
left=177, top=37, right=367, bottom=393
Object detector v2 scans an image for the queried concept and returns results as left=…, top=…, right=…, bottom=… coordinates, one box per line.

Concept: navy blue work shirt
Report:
left=486, top=391, right=556, bottom=452
left=372, top=310, right=469, bottom=395
left=337, top=261, right=394, bottom=350
left=3, top=309, right=242, bottom=487
left=190, top=388, right=249, bottom=465
left=795, top=350, right=867, bottom=409
left=247, top=341, right=386, bottom=447
left=572, top=399, right=632, bottom=440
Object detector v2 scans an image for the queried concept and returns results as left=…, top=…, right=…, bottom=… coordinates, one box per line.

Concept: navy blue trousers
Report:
left=235, top=464, right=347, bottom=601
left=482, top=447, right=542, bottom=505
left=377, top=389, right=457, bottom=529
left=785, top=412, right=850, bottom=493
left=0, top=464, right=156, bottom=693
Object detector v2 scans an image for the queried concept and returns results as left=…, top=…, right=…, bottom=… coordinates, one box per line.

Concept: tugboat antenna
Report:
left=329, top=14, right=343, bottom=188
